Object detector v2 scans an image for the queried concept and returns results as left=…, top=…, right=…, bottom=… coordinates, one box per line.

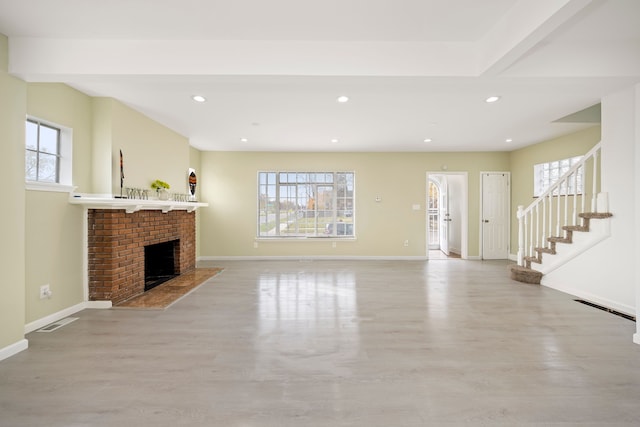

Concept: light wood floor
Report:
left=1, top=259, right=639, bottom=426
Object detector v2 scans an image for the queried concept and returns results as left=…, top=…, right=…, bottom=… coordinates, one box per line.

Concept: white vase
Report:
left=157, top=189, right=169, bottom=200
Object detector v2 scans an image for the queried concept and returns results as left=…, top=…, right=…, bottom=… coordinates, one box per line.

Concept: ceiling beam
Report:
left=477, top=0, right=598, bottom=76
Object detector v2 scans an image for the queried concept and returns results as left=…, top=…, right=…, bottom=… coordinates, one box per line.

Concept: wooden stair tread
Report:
left=548, top=236, right=572, bottom=243
left=563, top=225, right=589, bottom=232
left=510, top=265, right=542, bottom=285
left=535, top=247, right=555, bottom=254
left=579, top=212, right=613, bottom=219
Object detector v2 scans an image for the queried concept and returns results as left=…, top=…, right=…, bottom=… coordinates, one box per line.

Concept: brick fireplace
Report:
left=88, top=209, right=196, bottom=304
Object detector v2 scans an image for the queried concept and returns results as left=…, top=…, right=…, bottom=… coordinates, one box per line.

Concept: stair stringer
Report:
left=530, top=217, right=611, bottom=275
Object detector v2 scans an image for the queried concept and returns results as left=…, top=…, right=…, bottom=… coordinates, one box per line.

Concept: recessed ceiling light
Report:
left=331, top=139, right=339, bottom=143
left=240, top=138, right=248, bottom=143
left=192, top=95, right=206, bottom=103
left=485, top=96, right=501, bottom=103
left=505, top=138, right=513, bottom=143
left=337, top=95, right=349, bottom=103
left=423, top=138, right=432, bottom=143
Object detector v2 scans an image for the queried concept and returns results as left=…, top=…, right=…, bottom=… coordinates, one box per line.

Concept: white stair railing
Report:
left=517, top=142, right=602, bottom=267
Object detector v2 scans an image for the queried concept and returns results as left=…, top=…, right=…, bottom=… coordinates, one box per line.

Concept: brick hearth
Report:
left=88, top=209, right=196, bottom=304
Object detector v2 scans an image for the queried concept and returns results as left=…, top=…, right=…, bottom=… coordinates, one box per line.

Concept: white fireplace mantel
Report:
left=69, top=193, right=208, bottom=213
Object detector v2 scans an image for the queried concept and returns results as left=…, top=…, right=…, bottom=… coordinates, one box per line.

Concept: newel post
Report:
left=517, top=205, right=524, bottom=266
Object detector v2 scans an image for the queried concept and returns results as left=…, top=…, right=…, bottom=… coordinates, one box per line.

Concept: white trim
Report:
left=541, top=282, right=636, bottom=317
left=0, top=339, right=28, bottom=362
left=425, top=171, right=469, bottom=260
left=24, top=302, right=86, bottom=334
left=82, top=207, right=89, bottom=302
left=508, top=253, right=518, bottom=262
left=634, top=334, right=640, bottom=345
left=466, top=255, right=482, bottom=261
left=199, top=255, right=428, bottom=262
left=479, top=171, right=511, bottom=260
left=26, top=182, right=76, bottom=193
left=68, top=194, right=208, bottom=213
left=85, top=301, right=112, bottom=309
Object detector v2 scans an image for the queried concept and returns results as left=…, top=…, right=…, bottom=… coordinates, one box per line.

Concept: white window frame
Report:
left=533, top=156, right=583, bottom=197
left=25, top=117, right=74, bottom=193
left=257, top=171, right=355, bottom=238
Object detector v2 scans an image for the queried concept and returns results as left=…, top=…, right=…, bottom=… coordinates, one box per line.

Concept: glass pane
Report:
left=39, top=125, right=59, bottom=154
left=25, top=150, right=37, bottom=181
left=26, top=121, right=38, bottom=150
left=38, top=153, right=57, bottom=182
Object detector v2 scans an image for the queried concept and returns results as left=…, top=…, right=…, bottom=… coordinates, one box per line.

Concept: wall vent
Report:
left=574, top=300, right=635, bottom=322
left=36, top=317, right=79, bottom=333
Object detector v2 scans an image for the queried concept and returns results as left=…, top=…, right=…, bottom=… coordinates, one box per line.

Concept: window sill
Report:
left=26, top=181, right=76, bottom=193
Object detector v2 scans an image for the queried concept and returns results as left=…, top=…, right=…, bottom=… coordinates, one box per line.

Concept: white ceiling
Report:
left=1, top=0, right=639, bottom=152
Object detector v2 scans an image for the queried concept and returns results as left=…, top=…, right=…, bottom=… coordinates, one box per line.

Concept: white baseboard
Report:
left=634, top=333, right=640, bottom=345
left=508, top=253, right=518, bottom=262
left=0, top=339, right=28, bottom=362
left=85, top=301, right=112, bottom=309
left=24, top=300, right=112, bottom=334
left=25, top=302, right=86, bottom=334
left=466, top=256, right=482, bottom=260
left=541, top=281, right=636, bottom=317
left=198, top=255, right=428, bottom=262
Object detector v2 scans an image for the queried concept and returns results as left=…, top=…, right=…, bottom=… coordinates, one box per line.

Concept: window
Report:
left=26, top=119, right=60, bottom=183
left=25, top=117, right=73, bottom=190
left=258, top=172, right=355, bottom=238
left=533, top=156, right=583, bottom=197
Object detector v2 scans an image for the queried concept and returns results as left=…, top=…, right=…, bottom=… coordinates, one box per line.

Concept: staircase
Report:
left=510, top=143, right=613, bottom=284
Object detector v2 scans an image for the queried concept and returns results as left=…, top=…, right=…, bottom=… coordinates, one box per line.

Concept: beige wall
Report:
left=24, top=84, right=92, bottom=323
left=91, top=98, right=113, bottom=194
left=110, top=100, right=190, bottom=196
left=508, top=126, right=601, bottom=254
left=0, top=34, right=27, bottom=351
left=27, top=83, right=93, bottom=192
left=199, top=151, right=510, bottom=258
left=189, top=146, right=203, bottom=257
left=22, top=88, right=192, bottom=325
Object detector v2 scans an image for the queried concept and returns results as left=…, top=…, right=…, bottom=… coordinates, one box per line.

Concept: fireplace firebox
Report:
left=144, top=240, right=179, bottom=291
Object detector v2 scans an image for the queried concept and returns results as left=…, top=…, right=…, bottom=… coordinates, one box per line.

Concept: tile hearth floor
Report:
left=116, top=267, right=223, bottom=309
left=1, top=259, right=640, bottom=426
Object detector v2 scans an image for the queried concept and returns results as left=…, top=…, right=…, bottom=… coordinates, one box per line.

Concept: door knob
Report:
left=483, top=219, right=489, bottom=223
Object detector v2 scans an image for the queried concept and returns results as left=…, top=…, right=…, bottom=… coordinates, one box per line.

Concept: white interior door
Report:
left=482, top=172, right=510, bottom=259
left=439, top=177, right=449, bottom=255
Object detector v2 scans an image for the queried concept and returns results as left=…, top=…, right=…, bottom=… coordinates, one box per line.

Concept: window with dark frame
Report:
left=258, top=171, right=355, bottom=238
left=25, top=119, right=61, bottom=183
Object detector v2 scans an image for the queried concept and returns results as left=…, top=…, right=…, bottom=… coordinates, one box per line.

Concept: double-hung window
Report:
left=258, top=171, right=355, bottom=238
left=25, top=117, right=73, bottom=190
left=25, top=119, right=61, bottom=183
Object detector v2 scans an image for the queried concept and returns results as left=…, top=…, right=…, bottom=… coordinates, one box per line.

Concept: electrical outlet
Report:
left=253, top=242, right=259, bottom=249
left=39, top=284, right=51, bottom=299
left=332, top=241, right=337, bottom=248
left=403, top=240, right=409, bottom=247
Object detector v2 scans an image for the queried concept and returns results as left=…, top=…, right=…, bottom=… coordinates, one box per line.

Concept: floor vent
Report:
left=36, top=317, right=79, bottom=333
left=574, top=300, right=635, bottom=322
